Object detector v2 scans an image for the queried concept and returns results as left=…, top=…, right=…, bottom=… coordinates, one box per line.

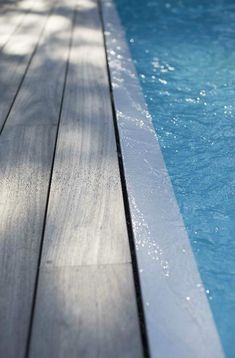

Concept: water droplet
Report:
left=159, top=78, right=167, bottom=84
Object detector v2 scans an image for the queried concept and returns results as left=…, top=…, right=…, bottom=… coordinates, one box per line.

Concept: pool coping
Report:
left=100, top=1, right=224, bottom=357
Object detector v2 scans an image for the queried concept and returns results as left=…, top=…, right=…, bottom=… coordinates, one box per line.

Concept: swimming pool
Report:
left=110, top=0, right=235, bottom=356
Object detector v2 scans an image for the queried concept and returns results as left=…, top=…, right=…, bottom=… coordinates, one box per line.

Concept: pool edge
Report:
left=100, top=1, right=225, bottom=357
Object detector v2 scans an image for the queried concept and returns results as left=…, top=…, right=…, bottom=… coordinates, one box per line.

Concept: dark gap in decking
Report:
left=97, top=1, right=151, bottom=357
left=24, top=7, right=77, bottom=358
left=0, top=4, right=53, bottom=135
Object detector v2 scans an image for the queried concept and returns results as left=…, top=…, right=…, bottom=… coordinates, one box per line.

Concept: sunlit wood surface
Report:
left=0, top=0, right=143, bottom=357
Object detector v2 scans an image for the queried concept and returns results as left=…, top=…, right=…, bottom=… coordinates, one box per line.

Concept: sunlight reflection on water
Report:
left=114, top=0, right=235, bottom=356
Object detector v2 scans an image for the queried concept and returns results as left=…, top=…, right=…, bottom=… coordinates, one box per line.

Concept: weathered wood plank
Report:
left=0, top=0, right=52, bottom=131
left=4, top=3, right=76, bottom=129
left=0, top=2, right=74, bottom=356
left=29, top=1, right=142, bottom=356
left=0, top=0, right=17, bottom=13
left=40, top=0, right=130, bottom=267
left=29, top=265, right=143, bottom=358
left=0, top=0, right=33, bottom=51
left=0, top=125, right=56, bottom=358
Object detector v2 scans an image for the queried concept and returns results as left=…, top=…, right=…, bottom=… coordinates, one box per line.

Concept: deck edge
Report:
left=100, top=1, right=224, bottom=357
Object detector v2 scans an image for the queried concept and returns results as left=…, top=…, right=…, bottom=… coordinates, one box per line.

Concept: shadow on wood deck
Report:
left=0, top=0, right=144, bottom=357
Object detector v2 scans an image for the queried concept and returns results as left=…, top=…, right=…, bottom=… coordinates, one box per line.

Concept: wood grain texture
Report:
left=0, top=0, right=33, bottom=51
left=5, top=0, right=75, bottom=129
left=40, top=0, right=130, bottom=266
left=0, top=2, right=74, bottom=356
left=29, top=1, right=142, bottom=356
left=0, top=126, right=56, bottom=358
left=0, top=0, right=52, bottom=131
left=29, top=264, right=143, bottom=358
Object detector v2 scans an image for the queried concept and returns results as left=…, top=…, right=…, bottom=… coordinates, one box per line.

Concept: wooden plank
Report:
left=3, top=3, right=75, bottom=129
left=0, top=0, right=33, bottom=51
left=0, top=0, right=52, bottom=131
left=0, top=0, right=16, bottom=13
left=0, top=125, right=56, bottom=358
left=30, top=0, right=143, bottom=358
left=40, top=0, right=130, bottom=267
left=29, top=265, right=143, bottom=358
left=0, top=2, right=74, bottom=357
left=29, top=2, right=143, bottom=356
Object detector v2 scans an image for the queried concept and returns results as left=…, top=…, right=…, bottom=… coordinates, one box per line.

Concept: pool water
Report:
left=113, top=0, right=235, bottom=356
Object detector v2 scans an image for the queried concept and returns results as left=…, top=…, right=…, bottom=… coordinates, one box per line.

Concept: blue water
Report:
left=114, top=0, right=235, bottom=355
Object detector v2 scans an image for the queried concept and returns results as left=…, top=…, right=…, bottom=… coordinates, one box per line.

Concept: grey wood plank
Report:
left=29, top=264, right=143, bottom=358
left=29, top=3, right=141, bottom=357
left=0, top=0, right=16, bottom=12
left=0, top=125, right=56, bottom=358
left=0, top=0, right=33, bottom=51
left=0, top=2, right=74, bottom=357
left=4, top=2, right=75, bottom=129
left=0, top=0, right=52, bottom=131
left=41, top=0, right=130, bottom=267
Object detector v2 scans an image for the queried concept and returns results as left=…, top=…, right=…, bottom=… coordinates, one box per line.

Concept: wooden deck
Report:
left=0, top=0, right=144, bottom=357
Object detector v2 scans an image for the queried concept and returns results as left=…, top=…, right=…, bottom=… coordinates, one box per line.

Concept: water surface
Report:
left=114, top=0, right=235, bottom=355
